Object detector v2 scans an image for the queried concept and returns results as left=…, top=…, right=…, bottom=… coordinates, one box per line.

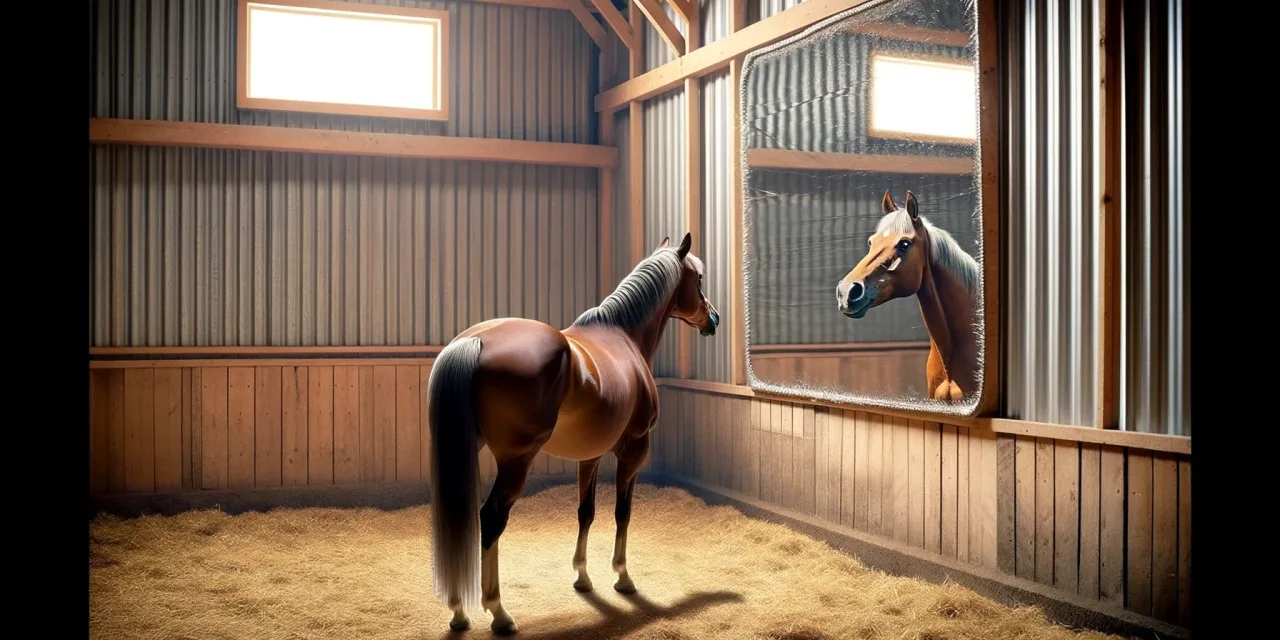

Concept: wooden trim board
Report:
left=90, top=346, right=444, bottom=357
left=89, top=119, right=619, bottom=169
left=747, top=149, right=974, bottom=175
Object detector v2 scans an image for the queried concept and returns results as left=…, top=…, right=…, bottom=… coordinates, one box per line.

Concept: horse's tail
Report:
left=427, top=336, right=484, bottom=611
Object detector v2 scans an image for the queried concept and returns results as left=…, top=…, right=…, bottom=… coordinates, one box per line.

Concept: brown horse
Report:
left=427, top=232, right=719, bottom=634
left=835, top=190, right=981, bottom=403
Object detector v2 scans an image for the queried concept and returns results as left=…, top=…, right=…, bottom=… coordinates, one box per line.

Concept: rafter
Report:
left=588, top=0, right=638, bottom=50
left=564, top=0, right=608, bottom=48
left=665, top=0, right=694, bottom=24
left=633, top=0, right=685, bottom=56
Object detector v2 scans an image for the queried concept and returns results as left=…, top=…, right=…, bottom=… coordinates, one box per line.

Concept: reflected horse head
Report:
left=834, top=189, right=983, bottom=403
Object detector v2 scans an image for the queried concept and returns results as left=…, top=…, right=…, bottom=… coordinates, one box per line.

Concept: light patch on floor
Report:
left=89, top=483, right=1129, bottom=640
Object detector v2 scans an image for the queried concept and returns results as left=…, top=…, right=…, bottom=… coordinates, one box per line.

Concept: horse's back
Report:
left=453, top=318, right=572, bottom=438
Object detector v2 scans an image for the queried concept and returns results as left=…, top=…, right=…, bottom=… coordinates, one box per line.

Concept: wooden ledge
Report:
left=655, top=379, right=1191, bottom=456
left=89, top=118, right=619, bottom=169
left=90, top=346, right=443, bottom=357
left=747, top=149, right=974, bottom=175
left=90, top=358, right=438, bottom=369
left=89, top=346, right=444, bottom=369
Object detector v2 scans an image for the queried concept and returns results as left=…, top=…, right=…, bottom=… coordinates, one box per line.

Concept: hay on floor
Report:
left=90, top=483, right=1130, bottom=640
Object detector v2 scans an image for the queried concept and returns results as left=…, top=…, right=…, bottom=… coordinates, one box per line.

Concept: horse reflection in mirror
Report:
left=427, top=232, right=719, bottom=635
left=835, top=190, right=981, bottom=403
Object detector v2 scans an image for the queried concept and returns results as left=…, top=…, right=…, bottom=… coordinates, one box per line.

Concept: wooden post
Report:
left=678, top=3, right=702, bottom=379
left=628, top=2, right=646, bottom=267
left=1095, top=0, right=1122, bottom=429
left=599, top=35, right=616, bottom=300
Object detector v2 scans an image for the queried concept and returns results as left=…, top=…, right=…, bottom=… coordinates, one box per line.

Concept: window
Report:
left=237, top=0, right=450, bottom=120
left=868, top=53, right=976, bottom=143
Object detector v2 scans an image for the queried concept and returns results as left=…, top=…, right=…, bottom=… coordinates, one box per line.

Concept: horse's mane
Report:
left=876, top=209, right=981, bottom=298
left=571, top=248, right=685, bottom=331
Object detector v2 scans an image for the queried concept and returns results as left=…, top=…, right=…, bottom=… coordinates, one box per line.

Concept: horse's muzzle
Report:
left=700, top=310, right=720, bottom=336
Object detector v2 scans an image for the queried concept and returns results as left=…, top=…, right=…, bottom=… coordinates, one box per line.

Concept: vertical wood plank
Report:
left=924, top=422, right=942, bottom=554
left=180, top=368, right=193, bottom=491
left=333, top=366, right=361, bottom=484
left=908, top=419, right=925, bottom=548
left=957, top=426, right=971, bottom=564
left=1099, top=444, right=1126, bottom=605
left=395, top=365, right=422, bottom=482
left=1177, top=460, right=1191, bottom=628
left=833, top=410, right=851, bottom=527
left=744, top=399, right=760, bottom=498
left=1127, top=451, right=1154, bottom=616
left=979, top=430, right=999, bottom=570
left=200, top=367, right=228, bottom=490
left=90, top=372, right=111, bottom=494
left=1151, top=454, right=1179, bottom=623
left=123, top=369, right=156, bottom=493
left=358, top=366, right=376, bottom=482
left=106, top=370, right=128, bottom=493
left=1014, top=435, right=1035, bottom=579
left=796, top=405, right=815, bottom=514
left=941, top=424, right=958, bottom=559
left=853, top=411, right=869, bottom=530
left=254, top=366, right=283, bottom=488
left=227, top=367, right=256, bottom=489
left=867, top=413, right=883, bottom=535
left=282, top=366, right=309, bottom=486
left=814, top=409, right=831, bottom=519
left=1054, top=441, right=1080, bottom=593
left=1079, top=443, right=1102, bottom=599
left=308, top=366, right=335, bottom=484
left=716, top=396, right=730, bottom=486
left=1034, top=438, right=1054, bottom=585
left=153, top=368, right=183, bottom=492
left=190, top=368, right=202, bottom=492
left=892, top=417, right=910, bottom=544
left=374, top=365, right=398, bottom=482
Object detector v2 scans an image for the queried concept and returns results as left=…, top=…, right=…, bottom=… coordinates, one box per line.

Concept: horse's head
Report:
left=658, top=233, right=720, bottom=337
left=836, top=190, right=931, bottom=319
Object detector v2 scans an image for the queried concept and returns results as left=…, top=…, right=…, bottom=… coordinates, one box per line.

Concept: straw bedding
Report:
left=89, top=483, right=1130, bottom=640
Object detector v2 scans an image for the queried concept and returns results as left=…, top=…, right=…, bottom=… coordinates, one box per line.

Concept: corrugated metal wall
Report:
left=1001, top=0, right=1189, bottom=436
left=89, top=0, right=601, bottom=347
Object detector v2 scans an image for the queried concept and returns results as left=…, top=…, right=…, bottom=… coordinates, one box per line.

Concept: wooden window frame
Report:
left=236, top=0, right=451, bottom=121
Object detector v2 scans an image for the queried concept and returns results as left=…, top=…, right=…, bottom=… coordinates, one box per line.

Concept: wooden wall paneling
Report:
left=310, top=366, right=336, bottom=484
left=90, top=372, right=110, bottom=495
left=395, top=365, right=422, bottom=482
left=1034, top=438, right=1054, bottom=585
left=1055, top=441, right=1080, bottom=593
left=779, top=402, right=793, bottom=509
left=907, top=419, right=925, bottom=548
left=758, top=401, right=774, bottom=504
left=1079, top=443, right=1102, bottom=599
left=1013, top=435, right=1035, bottom=579
left=940, top=424, right=957, bottom=558
left=201, top=367, right=228, bottom=490
left=153, top=368, right=182, bottom=492
left=817, top=408, right=841, bottom=525
left=1127, top=451, right=1154, bottom=616
left=866, top=413, right=883, bottom=536
left=420, top=366, right=432, bottom=481
left=1151, top=453, right=1179, bottom=624
left=852, top=411, right=869, bottom=531
left=795, top=404, right=815, bottom=515
left=891, top=417, right=909, bottom=544
left=838, top=410, right=857, bottom=529
left=333, top=366, right=360, bottom=484
left=1177, top=459, right=1191, bottom=628
left=718, top=395, right=733, bottom=487
left=744, top=397, right=760, bottom=499
left=373, top=365, right=396, bottom=483
left=255, top=366, right=283, bottom=488
left=180, top=369, right=194, bottom=491
left=957, top=426, right=972, bottom=564
left=123, top=368, right=156, bottom=493
left=227, top=367, right=256, bottom=489
left=662, top=388, right=677, bottom=474
left=971, top=428, right=998, bottom=570
left=358, top=366, right=377, bottom=482
left=1098, top=444, right=1126, bottom=604
left=281, top=366, right=309, bottom=486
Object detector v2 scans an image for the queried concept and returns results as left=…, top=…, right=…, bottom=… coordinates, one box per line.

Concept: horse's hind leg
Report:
left=573, top=456, right=604, bottom=592
left=480, top=452, right=536, bottom=635
left=611, top=433, right=651, bottom=594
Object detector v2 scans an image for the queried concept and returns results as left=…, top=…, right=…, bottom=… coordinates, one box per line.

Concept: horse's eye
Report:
left=896, top=239, right=912, bottom=252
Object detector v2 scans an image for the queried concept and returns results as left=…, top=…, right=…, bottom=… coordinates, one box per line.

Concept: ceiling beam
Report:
left=564, top=0, right=609, bottom=48
left=632, top=0, right=685, bottom=57
left=588, top=0, right=638, bottom=50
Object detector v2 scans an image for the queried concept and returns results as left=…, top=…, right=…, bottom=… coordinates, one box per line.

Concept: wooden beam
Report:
left=471, top=0, right=601, bottom=12
left=565, top=0, right=609, bottom=49
left=89, top=118, right=619, bottom=169
left=1096, top=0, right=1122, bottom=429
left=728, top=0, right=746, bottom=386
left=972, top=0, right=1002, bottom=418
left=90, top=358, right=437, bottom=369
left=589, top=0, right=637, bottom=50
left=665, top=0, right=694, bottom=26
left=678, top=0, right=701, bottom=380
left=746, top=149, right=974, bottom=174
left=633, top=0, right=685, bottom=57
left=598, top=0, right=956, bottom=113
left=628, top=3, right=646, bottom=265
left=89, top=346, right=442, bottom=357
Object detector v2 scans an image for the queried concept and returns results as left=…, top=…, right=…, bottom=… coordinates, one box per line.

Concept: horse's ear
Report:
left=881, top=189, right=897, bottom=214
left=659, top=236, right=670, bottom=248
left=905, top=191, right=919, bottom=220
left=676, top=232, right=692, bottom=259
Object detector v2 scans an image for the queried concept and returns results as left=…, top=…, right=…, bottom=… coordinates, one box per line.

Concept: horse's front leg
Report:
left=611, top=432, right=650, bottom=594
left=573, top=456, right=603, bottom=592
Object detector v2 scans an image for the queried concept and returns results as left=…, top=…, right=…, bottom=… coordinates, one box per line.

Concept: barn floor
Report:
left=90, top=484, right=1129, bottom=640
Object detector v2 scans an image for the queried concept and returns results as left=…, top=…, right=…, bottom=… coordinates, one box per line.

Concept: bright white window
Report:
left=238, top=0, right=449, bottom=120
left=868, top=54, right=976, bottom=143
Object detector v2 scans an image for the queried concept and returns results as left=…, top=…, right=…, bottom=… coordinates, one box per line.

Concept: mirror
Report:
left=740, top=0, right=985, bottom=415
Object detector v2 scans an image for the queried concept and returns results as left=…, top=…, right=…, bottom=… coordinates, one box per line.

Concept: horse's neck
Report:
left=915, top=252, right=975, bottom=376
left=631, top=302, right=675, bottom=365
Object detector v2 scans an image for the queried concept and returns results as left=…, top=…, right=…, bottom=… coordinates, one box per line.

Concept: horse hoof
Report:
left=449, top=618, right=471, bottom=632
left=613, top=578, right=637, bottom=594
left=491, top=620, right=519, bottom=636
left=574, top=577, right=594, bottom=592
